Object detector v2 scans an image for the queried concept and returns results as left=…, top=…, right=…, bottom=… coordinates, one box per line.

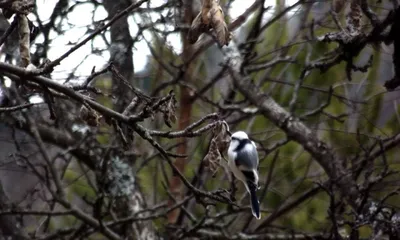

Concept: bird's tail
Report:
left=247, top=181, right=261, bottom=219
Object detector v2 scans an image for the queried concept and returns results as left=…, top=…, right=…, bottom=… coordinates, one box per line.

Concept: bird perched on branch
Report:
left=188, top=0, right=231, bottom=46
left=227, top=131, right=261, bottom=219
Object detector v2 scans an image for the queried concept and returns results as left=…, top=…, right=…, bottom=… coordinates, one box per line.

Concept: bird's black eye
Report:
left=231, top=137, right=239, bottom=141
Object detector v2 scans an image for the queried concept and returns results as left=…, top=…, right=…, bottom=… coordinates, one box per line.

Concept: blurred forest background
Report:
left=0, top=0, right=400, bottom=239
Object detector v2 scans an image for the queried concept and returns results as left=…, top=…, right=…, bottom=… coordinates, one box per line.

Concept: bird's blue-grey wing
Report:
left=235, top=145, right=259, bottom=170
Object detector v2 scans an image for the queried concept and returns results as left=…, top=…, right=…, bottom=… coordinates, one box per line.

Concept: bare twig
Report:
left=32, top=0, right=149, bottom=74
left=0, top=102, right=35, bottom=112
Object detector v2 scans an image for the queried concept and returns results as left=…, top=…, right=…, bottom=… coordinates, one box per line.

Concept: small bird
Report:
left=227, top=131, right=261, bottom=219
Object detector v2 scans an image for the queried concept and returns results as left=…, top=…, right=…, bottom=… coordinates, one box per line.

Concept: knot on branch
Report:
left=80, top=104, right=101, bottom=127
left=139, top=90, right=177, bottom=124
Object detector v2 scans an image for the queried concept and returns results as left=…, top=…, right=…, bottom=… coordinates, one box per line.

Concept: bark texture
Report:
left=103, top=0, right=155, bottom=238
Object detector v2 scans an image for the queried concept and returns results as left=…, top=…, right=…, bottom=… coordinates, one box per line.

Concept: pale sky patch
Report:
left=29, top=0, right=302, bottom=82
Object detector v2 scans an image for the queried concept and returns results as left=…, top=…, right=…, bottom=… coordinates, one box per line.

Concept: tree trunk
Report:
left=103, top=1, right=155, bottom=239
left=167, top=0, right=194, bottom=224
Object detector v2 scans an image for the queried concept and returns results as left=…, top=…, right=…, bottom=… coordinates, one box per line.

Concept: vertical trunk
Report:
left=103, top=0, right=134, bottom=112
left=167, top=0, right=194, bottom=224
left=277, top=0, right=286, bottom=10
left=103, top=1, right=155, bottom=239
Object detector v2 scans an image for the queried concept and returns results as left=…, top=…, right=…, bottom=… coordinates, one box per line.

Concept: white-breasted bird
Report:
left=227, top=131, right=261, bottom=219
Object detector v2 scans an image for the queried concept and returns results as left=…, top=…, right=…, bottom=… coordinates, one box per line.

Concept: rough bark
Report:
left=103, top=0, right=134, bottom=113
left=17, top=14, right=29, bottom=67
left=103, top=0, right=155, bottom=239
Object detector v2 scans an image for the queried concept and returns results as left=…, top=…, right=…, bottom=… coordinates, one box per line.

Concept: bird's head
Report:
left=229, top=131, right=258, bottom=152
left=231, top=131, right=249, bottom=140
left=229, top=131, right=249, bottom=149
